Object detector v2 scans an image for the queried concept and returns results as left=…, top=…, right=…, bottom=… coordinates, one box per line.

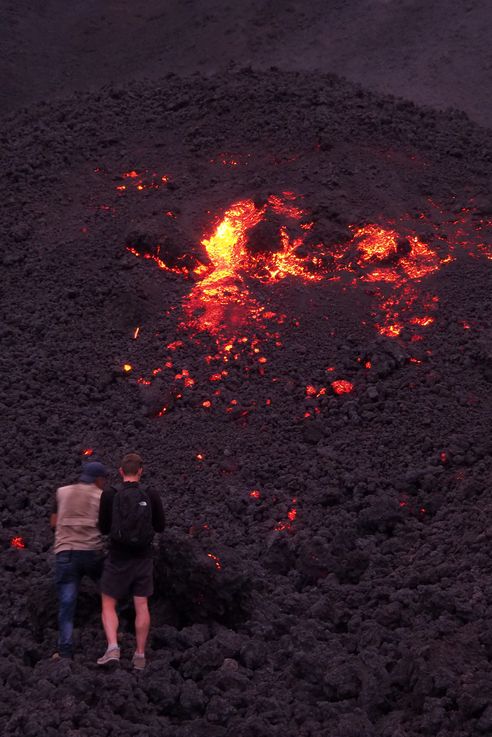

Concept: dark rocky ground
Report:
left=1, top=0, right=492, bottom=127
left=0, top=68, right=491, bottom=736
left=1, top=0, right=492, bottom=735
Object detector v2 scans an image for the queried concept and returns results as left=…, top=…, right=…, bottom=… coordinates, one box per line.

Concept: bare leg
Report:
left=101, top=594, right=119, bottom=648
left=133, top=596, right=150, bottom=655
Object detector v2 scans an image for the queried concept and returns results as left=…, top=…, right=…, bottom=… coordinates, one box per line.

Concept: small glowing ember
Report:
left=123, top=363, right=132, bottom=373
left=207, top=552, right=222, bottom=570
left=275, top=499, right=298, bottom=531
left=175, top=369, right=195, bottom=388
left=275, top=517, right=295, bottom=531
left=249, top=489, right=261, bottom=499
left=11, top=536, right=25, bottom=549
left=82, top=448, right=94, bottom=457
left=410, top=316, right=434, bottom=327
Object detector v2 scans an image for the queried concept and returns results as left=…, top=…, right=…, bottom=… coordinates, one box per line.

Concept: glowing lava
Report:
left=123, top=185, right=491, bottom=400
left=331, top=380, right=354, bottom=395
left=182, top=194, right=320, bottom=357
left=207, top=552, right=222, bottom=570
left=349, top=224, right=445, bottom=337
left=183, top=199, right=263, bottom=341
left=275, top=498, right=298, bottom=532
left=114, top=179, right=491, bottom=548
left=10, top=536, right=25, bottom=549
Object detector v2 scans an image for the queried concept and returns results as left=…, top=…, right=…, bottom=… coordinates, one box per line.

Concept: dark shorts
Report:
left=101, top=555, right=154, bottom=599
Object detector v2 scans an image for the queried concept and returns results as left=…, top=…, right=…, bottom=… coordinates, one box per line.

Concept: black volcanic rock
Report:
left=0, top=68, right=490, bottom=737
left=246, top=214, right=285, bottom=255
left=125, top=220, right=202, bottom=271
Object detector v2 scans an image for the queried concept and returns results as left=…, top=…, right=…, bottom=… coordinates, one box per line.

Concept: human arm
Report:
left=50, top=494, right=58, bottom=529
left=98, top=488, right=115, bottom=534
left=149, top=489, right=165, bottom=532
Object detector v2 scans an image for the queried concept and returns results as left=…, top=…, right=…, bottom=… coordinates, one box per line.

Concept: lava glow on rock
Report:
left=124, top=184, right=491, bottom=397
left=10, top=536, right=25, bottom=549
left=182, top=194, right=321, bottom=351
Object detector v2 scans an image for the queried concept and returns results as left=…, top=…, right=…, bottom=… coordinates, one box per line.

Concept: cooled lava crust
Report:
left=1, top=70, right=492, bottom=737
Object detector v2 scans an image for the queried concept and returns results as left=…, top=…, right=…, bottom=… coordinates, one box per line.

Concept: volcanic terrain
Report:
left=1, top=56, right=492, bottom=737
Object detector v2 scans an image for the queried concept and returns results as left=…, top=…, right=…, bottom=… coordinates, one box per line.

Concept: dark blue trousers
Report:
left=54, top=550, right=104, bottom=657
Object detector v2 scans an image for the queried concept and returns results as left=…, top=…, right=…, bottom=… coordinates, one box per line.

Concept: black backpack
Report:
left=110, top=484, right=154, bottom=549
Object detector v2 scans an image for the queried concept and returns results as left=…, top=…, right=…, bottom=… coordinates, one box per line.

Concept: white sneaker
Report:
left=97, top=647, right=120, bottom=665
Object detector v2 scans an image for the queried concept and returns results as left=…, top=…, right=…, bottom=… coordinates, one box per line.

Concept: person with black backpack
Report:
left=97, top=452, right=165, bottom=669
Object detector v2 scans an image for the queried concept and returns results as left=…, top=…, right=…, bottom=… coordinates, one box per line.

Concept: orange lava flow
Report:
left=183, top=200, right=263, bottom=340
left=124, top=185, right=491, bottom=392
left=202, top=200, right=262, bottom=280
left=349, top=224, right=446, bottom=337
left=356, top=224, right=400, bottom=264
left=182, top=194, right=319, bottom=358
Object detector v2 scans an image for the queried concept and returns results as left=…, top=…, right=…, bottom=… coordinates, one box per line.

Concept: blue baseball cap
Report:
left=80, top=461, right=109, bottom=484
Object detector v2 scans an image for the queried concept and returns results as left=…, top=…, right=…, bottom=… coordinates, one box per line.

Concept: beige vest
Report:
left=54, top=483, right=103, bottom=554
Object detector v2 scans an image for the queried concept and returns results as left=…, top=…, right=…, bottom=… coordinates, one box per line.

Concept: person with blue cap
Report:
left=50, top=459, right=110, bottom=659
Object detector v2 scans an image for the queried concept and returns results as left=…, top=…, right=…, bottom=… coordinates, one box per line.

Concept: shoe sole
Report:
left=97, top=658, right=120, bottom=667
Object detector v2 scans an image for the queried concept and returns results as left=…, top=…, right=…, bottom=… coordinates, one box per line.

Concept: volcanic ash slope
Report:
left=1, top=70, right=492, bottom=737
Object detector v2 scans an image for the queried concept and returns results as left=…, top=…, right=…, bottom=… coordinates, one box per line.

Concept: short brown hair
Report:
left=121, top=452, right=143, bottom=476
